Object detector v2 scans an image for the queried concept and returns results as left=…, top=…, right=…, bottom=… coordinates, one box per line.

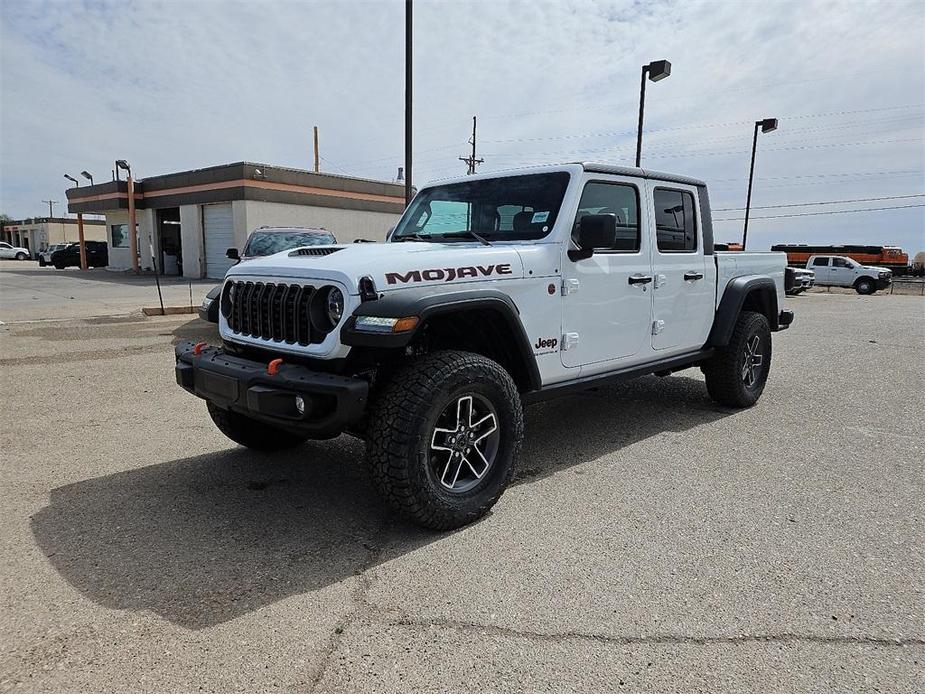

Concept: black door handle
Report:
left=628, top=274, right=653, bottom=285
left=684, top=271, right=704, bottom=281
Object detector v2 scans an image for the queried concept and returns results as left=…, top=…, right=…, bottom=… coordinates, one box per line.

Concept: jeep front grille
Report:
left=223, top=280, right=328, bottom=345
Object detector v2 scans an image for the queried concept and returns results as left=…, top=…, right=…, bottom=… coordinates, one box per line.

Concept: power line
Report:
left=713, top=203, right=925, bottom=222
left=714, top=194, right=925, bottom=211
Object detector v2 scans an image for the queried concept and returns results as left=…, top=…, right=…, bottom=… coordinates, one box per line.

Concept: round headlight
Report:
left=326, top=287, right=344, bottom=325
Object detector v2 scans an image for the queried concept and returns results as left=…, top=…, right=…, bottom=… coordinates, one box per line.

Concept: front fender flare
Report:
left=340, top=287, right=541, bottom=390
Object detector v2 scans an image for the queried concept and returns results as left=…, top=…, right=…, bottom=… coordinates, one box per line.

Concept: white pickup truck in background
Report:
left=177, top=162, right=793, bottom=529
left=807, top=254, right=892, bottom=294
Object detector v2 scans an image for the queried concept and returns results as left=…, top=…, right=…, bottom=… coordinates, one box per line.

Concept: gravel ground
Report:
left=0, top=266, right=922, bottom=693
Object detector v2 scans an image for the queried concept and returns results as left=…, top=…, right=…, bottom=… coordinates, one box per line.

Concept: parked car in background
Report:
left=50, top=241, right=108, bottom=269
left=38, top=243, right=72, bottom=267
left=807, top=254, right=891, bottom=294
left=200, top=227, right=337, bottom=323
left=0, top=241, right=30, bottom=260
left=786, top=266, right=815, bottom=295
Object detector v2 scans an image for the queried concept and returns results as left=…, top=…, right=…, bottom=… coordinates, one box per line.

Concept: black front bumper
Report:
left=175, top=341, right=368, bottom=438
left=876, top=277, right=892, bottom=289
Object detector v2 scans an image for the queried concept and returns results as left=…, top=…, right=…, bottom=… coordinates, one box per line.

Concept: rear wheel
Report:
left=206, top=402, right=308, bottom=451
left=855, top=278, right=875, bottom=295
left=53, top=263, right=65, bottom=270
left=703, top=311, right=772, bottom=408
left=365, top=350, right=523, bottom=530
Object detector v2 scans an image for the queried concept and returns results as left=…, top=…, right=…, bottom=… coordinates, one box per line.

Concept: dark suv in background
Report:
left=50, top=241, right=108, bottom=269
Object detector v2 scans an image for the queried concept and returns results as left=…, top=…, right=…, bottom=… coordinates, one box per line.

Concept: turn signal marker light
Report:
left=392, top=316, right=420, bottom=333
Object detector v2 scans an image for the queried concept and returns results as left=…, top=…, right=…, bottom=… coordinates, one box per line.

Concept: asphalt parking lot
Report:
left=1, top=266, right=922, bottom=693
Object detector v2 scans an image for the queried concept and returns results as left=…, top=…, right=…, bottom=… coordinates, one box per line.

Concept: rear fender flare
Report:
left=707, top=276, right=779, bottom=347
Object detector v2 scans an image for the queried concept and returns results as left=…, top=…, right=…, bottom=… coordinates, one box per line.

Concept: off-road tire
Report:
left=703, top=310, right=771, bottom=408
left=365, top=350, right=523, bottom=530
left=206, top=401, right=308, bottom=451
left=15, top=252, right=27, bottom=260
left=855, top=278, right=875, bottom=295
left=53, top=263, right=65, bottom=270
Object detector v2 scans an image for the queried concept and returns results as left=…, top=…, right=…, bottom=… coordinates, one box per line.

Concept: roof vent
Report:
left=289, top=247, right=343, bottom=257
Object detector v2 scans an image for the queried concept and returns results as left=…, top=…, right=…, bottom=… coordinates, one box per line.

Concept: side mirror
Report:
left=569, top=214, right=617, bottom=261
left=226, top=248, right=240, bottom=260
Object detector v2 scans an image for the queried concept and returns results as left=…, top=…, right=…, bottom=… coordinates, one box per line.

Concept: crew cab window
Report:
left=812, top=257, right=829, bottom=267
left=653, top=188, right=697, bottom=252
left=832, top=257, right=849, bottom=268
left=572, top=182, right=640, bottom=252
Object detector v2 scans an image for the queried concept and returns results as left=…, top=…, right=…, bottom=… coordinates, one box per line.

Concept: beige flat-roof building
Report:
left=66, top=162, right=406, bottom=279
left=0, top=217, right=107, bottom=257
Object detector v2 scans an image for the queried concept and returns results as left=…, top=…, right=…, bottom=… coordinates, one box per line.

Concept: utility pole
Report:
left=404, top=0, right=413, bottom=205
left=459, top=116, right=484, bottom=175
left=313, top=126, right=320, bottom=173
left=41, top=200, right=58, bottom=218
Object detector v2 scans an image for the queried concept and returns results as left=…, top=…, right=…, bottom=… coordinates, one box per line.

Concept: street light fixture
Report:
left=116, top=159, right=139, bottom=272
left=64, top=174, right=88, bottom=270
left=80, top=171, right=94, bottom=185
left=741, top=118, right=779, bottom=250
left=635, top=59, right=672, bottom=167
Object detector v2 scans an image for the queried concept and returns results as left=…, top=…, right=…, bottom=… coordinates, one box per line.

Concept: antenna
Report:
left=458, top=116, right=484, bottom=175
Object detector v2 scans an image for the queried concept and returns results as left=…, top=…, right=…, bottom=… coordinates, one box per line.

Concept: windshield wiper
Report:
left=442, top=230, right=492, bottom=246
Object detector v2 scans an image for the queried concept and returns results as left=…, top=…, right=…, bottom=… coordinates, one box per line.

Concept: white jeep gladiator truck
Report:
left=176, top=163, right=793, bottom=529
left=806, top=254, right=892, bottom=294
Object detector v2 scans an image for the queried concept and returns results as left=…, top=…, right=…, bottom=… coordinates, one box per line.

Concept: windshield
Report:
left=243, top=231, right=334, bottom=257
left=392, top=172, right=570, bottom=242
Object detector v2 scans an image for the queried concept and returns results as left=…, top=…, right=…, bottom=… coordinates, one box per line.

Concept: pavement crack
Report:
left=305, top=522, right=394, bottom=693
left=387, top=617, right=925, bottom=648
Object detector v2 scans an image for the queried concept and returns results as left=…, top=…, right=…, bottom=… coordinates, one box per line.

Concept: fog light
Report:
left=295, top=395, right=306, bottom=415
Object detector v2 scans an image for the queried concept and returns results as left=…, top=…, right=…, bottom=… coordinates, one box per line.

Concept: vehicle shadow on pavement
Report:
left=31, top=374, right=734, bottom=630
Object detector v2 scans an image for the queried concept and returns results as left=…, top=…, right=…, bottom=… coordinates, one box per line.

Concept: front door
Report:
left=561, top=177, right=653, bottom=372
left=649, top=185, right=715, bottom=353
left=829, top=257, right=854, bottom=286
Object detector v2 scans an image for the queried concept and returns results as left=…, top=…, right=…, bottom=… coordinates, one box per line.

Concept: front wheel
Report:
left=703, top=311, right=772, bottom=408
left=15, top=252, right=27, bottom=260
left=365, top=350, right=524, bottom=530
left=855, top=278, right=875, bottom=295
left=206, top=402, right=308, bottom=451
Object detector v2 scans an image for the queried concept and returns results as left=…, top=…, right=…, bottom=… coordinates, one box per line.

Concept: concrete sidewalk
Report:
left=0, top=261, right=215, bottom=322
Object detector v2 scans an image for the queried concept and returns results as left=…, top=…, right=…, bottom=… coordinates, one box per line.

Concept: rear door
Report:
left=560, top=175, right=654, bottom=372
left=648, top=184, right=715, bottom=353
left=203, top=204, right=236, bottom=279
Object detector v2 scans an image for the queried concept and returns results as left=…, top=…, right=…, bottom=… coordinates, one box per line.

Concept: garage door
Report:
left=203, top=203, right=236, bottom=279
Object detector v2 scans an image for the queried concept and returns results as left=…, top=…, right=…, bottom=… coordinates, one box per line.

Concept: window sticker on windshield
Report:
left=531, top=211, right=550, bottom=224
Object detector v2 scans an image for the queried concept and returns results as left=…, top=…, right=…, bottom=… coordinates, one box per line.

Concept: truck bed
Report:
left=714, top=251, right=788, bottom=309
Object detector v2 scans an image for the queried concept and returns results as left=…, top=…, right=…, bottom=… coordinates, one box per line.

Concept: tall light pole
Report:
left=64, top=174, right=88, bottom=270
left=742, top=118, right=778, bottom=250
left=116, top=159, right=139, bottom=272
left=81, top=170, right=94, bottom=185
left=635, top=59, right=671, bottom=168
left=404, top=0, right=413, bottom=205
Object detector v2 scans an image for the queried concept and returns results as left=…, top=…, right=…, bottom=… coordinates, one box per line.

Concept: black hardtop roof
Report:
left=579, top=163, right=707, bottom=188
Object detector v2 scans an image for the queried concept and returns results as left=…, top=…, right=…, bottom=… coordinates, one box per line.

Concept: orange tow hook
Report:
left=267, top=358, right=284, bottom=376
left=193, top=342, right=208, bottom=355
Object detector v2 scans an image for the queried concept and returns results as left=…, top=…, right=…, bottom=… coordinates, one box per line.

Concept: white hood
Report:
left=224, top=242, right=526, bottom=294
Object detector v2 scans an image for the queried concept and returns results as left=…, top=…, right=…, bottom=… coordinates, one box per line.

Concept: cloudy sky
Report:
left=1, top=0, right=923, bottom=252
